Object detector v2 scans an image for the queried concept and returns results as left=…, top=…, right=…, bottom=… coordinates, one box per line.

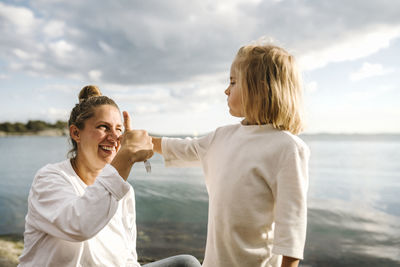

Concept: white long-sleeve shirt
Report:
left=162, top=123, right=310, bottom=267
left=18, top=160, right=140, bottom=267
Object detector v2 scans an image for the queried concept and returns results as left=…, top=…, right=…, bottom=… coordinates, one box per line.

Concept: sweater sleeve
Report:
left=272, top=144, right=310, bottom=260
left=28, top=164, right=131, bottom=242
left=162, top=131, right=215, bottom=167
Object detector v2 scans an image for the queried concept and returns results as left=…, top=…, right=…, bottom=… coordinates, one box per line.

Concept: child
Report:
left=152, top=44, right=310, bottom=267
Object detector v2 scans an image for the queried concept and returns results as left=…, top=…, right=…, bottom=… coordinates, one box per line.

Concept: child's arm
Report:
left=281, top=256, right=299, bottom=267
left=151, top=131, right=216, bottom=167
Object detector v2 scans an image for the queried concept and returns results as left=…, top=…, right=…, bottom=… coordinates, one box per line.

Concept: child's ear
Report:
left=70, top=125, right=81, bottom=143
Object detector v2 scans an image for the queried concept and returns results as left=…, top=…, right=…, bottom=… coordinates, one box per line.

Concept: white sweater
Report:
left=162, top=123, right=310, bottom=267
left=18, top=160, right=140, bottom=267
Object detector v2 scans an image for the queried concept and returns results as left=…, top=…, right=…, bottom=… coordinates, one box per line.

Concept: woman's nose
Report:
left=225, top=88, right=230, bottom=95
left=107, top=130, right=119, bottom=142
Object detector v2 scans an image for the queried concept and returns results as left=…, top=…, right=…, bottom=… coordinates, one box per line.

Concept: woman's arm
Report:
left=282, top=256, right=300, bottom=267
left=29, top=165, right=129, bottom=242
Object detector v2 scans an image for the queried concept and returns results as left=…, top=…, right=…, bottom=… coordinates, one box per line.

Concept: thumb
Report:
left=123, top=111, right=132, bottom=132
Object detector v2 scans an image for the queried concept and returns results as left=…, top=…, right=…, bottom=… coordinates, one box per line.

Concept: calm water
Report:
left=0, top=135, right=400, bottom=266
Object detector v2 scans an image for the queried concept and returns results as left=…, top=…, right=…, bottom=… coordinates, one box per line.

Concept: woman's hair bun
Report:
left=79, top=85, right=102, bottom=103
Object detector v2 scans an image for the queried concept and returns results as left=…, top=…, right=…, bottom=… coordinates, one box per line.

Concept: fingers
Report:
left=123, top=111, right=132, bottom=132
left=132, top=149, right=154, bottom=163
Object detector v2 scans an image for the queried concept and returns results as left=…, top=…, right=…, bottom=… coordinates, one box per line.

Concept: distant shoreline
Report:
left=1, top=130, right=399, bottom=141
left=300, top=133, right=400, bottom=141
left=0, top=120, right=68, bottom=137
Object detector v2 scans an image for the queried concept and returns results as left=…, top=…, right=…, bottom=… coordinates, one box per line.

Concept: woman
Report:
left=18, top=85, right=201, bottom=267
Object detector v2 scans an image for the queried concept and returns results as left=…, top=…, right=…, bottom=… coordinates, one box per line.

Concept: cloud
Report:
left=48, top=40, right=75, bottom=59
left=0, top=2, right=36, bottom=34
left=43, top=20, right=66, bottom=39
left=98, top=41, right=115, bottom=54
left=108, top=71, right=227, bottom=115
left=305, top=81, right=318, bottom=93
left=298, top=25, right=400, bottom=71
left=1, top=0, right=399, bottom=135
left=30, top=60, right=47, bottom=71
left=38, top=83, right=80, bottom=93
left=13, top=49, right=32, bottom=60
left=40, top=107, right=70, bottom=122
left=350, top=62, right=395, bottom=81
left=1, top=0, right=400, bottom=86
left=88, top=70, right=103, bottom=82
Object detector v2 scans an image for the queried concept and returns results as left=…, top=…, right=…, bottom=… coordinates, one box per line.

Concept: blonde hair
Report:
left=233, top=44, right=304, bottom=135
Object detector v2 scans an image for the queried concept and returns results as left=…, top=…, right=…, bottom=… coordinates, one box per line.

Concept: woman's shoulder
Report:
left=36, top=159, right=71, bottom=176
left=32, top=160, right=74, bottom=188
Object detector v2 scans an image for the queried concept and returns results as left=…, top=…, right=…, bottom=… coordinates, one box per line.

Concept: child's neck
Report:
left=241, top=119, right=255, bottom=125
left=241, top=119, right=269, bottom=126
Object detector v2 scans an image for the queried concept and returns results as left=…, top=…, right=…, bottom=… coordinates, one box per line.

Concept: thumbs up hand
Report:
left=111, top=111, right=153, bottom=180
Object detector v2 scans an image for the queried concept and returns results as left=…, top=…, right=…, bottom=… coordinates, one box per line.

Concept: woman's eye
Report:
left=98, top=125, right=108, bottom=130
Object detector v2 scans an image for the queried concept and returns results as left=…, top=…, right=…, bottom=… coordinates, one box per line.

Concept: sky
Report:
left=0, top=0, right=400, bottom=135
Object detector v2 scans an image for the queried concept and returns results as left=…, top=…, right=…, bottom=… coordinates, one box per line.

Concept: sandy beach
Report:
left=0, top=234, right=161, bottom=266
left=0, top=235, right=23, bottom=267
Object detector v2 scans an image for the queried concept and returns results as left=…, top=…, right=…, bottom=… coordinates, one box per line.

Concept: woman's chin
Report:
left=103, top=154, right=116, bottom=164
left=96, top=154, right=115, bottom=166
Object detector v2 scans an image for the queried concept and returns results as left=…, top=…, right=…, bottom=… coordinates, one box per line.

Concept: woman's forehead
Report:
left=92, top=105, right=122, bottom=123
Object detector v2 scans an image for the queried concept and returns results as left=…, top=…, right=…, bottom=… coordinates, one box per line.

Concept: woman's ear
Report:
left=70, top=125, right=80, bottom=143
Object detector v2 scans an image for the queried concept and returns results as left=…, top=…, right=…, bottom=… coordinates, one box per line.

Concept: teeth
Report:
left=101, top=146, right=115, bottom=151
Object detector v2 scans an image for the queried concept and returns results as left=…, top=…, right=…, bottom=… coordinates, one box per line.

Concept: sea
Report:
left=0, top=135, right=399, bottom=267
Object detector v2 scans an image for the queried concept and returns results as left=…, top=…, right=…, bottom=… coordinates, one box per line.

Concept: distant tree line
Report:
left=0, top=120, right=68, bottom=133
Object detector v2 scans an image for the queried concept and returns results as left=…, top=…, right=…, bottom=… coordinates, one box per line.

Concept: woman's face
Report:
left=75, top=105, right=123, bottom=169
left=225, top=64, right=244, bottom=117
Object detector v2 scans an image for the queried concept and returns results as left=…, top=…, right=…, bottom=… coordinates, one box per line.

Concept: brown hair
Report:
left=233, top=44, right=304, bottom=134
left=68, top=85, right=119, bottom=158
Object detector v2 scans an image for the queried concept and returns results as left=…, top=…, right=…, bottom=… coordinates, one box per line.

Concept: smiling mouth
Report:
left=100, top=145, right=116, bottom=152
